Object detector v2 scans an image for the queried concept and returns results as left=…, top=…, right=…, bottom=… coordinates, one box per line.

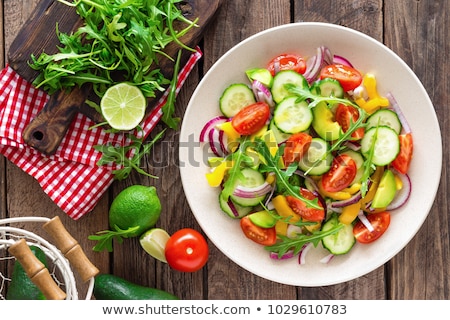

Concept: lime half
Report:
left=139, top=228, right=170, bottom=263
left=101, top=83, right=146, bottom=131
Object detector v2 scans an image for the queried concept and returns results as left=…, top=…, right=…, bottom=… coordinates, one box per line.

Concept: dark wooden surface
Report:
left=1, top=0, right=448, bottom=300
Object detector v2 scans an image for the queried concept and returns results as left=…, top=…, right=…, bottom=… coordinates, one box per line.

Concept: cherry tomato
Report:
left=231, top=102, right=270, bottom=136
left=335, top=104, right=365, bottom=140
left=321, top=154, right=357, bottom=193
left=353, top=211, right=391, bottom=244
left=267, top=53, right=307, bottom=76
left=240, top=216, right=277, bottom=246
left=164, top=228, right=209, bottom=272
left=285, top=188, right=325, bottom=222
left=320, top=64, right=362, bottom=92
left=282, top=132, right=312, bottom=167
left=391, top=133, right=413, bottom=174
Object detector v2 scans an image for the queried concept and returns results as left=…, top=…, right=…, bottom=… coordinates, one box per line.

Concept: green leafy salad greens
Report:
left=30, top=0, right=198, bottom=128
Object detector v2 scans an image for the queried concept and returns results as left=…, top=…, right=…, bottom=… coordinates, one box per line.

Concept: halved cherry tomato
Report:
left=285, top=188, right=325, bottom=222
left=165, top=228, right=209, bottom=272
left=240, top=216, right=277, bottom=246
left=321, top=154, right=357, bottom=193
left=231, top=102, right=270, bottom=136
left=320, top=64, right=362, bottom=92
left=267, top=53, right=307, bottom=76
left=282, top=132, right=312, bottom=167
left=335, top=104, right=365, bottom=139
left=391, top=133, right=413, bottom=174
left=353, top=211, right=391, bottom=244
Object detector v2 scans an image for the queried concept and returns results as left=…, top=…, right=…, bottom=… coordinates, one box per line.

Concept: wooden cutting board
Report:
left=8, top=0, right=222, bottom=155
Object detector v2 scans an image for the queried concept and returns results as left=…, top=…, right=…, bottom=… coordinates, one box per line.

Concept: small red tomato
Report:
left=353, top=211, right=391, bottom=244
left=391, top=133, right=413, bottom=174
left=267, top=53, right=307, bottom=76
left=321, top=154, right=357, bottom=193
left=240, top=216, right=277, bottom=246
left=282, top=132, right=313, bottom=167
left=335, top=103, right=365, bottom=140
left=165, top=228, right=209, bottom=272
left=231, top=102, right=270, bottom=135
left=286, top=188, right=325, bottom=222
left=320, top=64, right=362, bottom=92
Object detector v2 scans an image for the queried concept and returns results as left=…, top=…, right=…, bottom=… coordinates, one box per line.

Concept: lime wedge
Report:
left=139, top=228, right=170, bottom=263
left=100, top=83, right=146, bottom=131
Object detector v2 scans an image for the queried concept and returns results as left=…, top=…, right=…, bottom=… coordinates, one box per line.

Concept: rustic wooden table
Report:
left=1, top=0, right=448, bottom=300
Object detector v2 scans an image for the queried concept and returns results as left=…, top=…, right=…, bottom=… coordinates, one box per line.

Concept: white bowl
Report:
left=179, top=22, right=442, bottom=286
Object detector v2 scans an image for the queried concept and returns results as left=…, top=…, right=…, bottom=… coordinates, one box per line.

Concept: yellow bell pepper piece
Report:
left=275, top=220, right=288, bottom=237
left=317, top=180, right=352, bottom=200
left=357, top=74, right=390, bottom=114
left=272, top=195, right=301, bottom=223
left=338, top=201, right=361, bottom=225
left=360, top=166, right=384, bottom=208
left=205, top=160, right=233, bottom=187
left=216, top=122, right=240, bottom=152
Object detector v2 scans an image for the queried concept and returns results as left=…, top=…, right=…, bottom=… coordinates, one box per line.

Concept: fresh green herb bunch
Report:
left=29, top=0, right=197, bottom=108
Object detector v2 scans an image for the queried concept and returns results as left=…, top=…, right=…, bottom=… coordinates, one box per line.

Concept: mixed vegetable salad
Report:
left=200, top=46, right=413, bottom=264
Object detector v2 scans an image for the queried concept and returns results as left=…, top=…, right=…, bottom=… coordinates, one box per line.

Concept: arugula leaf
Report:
left=88, top=225, right=140, bottom=252
left=265, top=223, right=344, bottom=257
left=161, top=50, right=182, bottom=129
left=252, top=139, right=321, bottom=209
left=94, top=128, right=166, bottom=180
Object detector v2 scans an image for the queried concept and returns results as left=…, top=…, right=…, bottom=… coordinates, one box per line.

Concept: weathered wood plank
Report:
left=384, top=0, right=450, bottom=299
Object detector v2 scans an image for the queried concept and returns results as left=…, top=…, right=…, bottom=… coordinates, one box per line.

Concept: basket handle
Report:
left=43, top=216, right=99, bottom=283
left=8, top=239, right=67, bottom=300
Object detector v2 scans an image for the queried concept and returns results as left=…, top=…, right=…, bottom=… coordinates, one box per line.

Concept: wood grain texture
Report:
left=1, top=0, right=449, bottom=300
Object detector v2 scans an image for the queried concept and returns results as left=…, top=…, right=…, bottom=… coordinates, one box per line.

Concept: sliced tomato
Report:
left=282, top=132, right=312, bottom=167
left=240, top=216, right=277, bottom=246
left=353, top=211, right=391, bottom=244
left=335, top=104, right=365, bottom=139
left=321, top=154, right=357, bottom=193
left=320, top=64, right=362, bottom=92
left=231, top=102, right=270, bottom=136
left=391, top=133, right=413, bottom=174
left=285, top=188, right=325, bottom=222
left=267, top=53, right=307, bottom=76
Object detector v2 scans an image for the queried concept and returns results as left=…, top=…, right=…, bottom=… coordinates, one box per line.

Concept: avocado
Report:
left=371, top=169, right=397, bottom=208
left=248, top=210, right=277, bottom=228
left=312, top=102, right=343, bottom=141
left=93, top=274, right=178, bottom=300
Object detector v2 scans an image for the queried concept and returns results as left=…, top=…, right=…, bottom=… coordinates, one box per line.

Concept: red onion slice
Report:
left=386, top=171, right=412, bottom=211
left=252, top=80, right=275, bottom=107
left=387, top=92, right=411, bottom=134
left=320, top=253, right=335, bottom=264
left=298, top=242, right=313, bottom=265
left=269, top=250, right=295, bottom=260
left=232, top=182, right=273, bottom=198
left=357, top=210, right=374, bottom=232
left=208, top=128, right=226, bottom=157
left=199, top=116, right=228, bottom=142
left=332, top=55, right=354, bottom=67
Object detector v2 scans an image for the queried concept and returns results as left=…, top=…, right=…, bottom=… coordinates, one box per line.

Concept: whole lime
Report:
left=109, top=185, right=162, bottom=237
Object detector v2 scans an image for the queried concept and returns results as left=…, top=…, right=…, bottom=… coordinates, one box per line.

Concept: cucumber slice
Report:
left=366, top=109, right=402, bottom=134
left=271, top=70, right=309, bottom=103
left=230, top=168, right=266, bottom=207
left=269, top=119, right=291, bottom=143
left=298, top=137, right=332, bottom=175
left=322, top=215, right=356, bottom=255
left=311, top=78, right=344, bottom=98
left=361, top=126, right=400, bottom=166
left=219, top=83, right=256, bottom=117
left=273, top=96, right=313, bottom=134
left=219, top=192, right=253, bottom=218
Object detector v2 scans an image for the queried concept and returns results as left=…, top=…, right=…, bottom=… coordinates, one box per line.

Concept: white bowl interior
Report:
left=179, top=22, right=442, bottom=286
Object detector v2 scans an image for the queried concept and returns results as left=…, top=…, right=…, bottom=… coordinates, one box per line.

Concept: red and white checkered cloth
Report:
left=0, top=48, right=202, bottom=220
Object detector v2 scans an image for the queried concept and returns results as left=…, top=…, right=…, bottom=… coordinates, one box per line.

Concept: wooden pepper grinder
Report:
left=8, top=239, right=67, bottom=300
left=43, top=216, right=99, bottom=283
